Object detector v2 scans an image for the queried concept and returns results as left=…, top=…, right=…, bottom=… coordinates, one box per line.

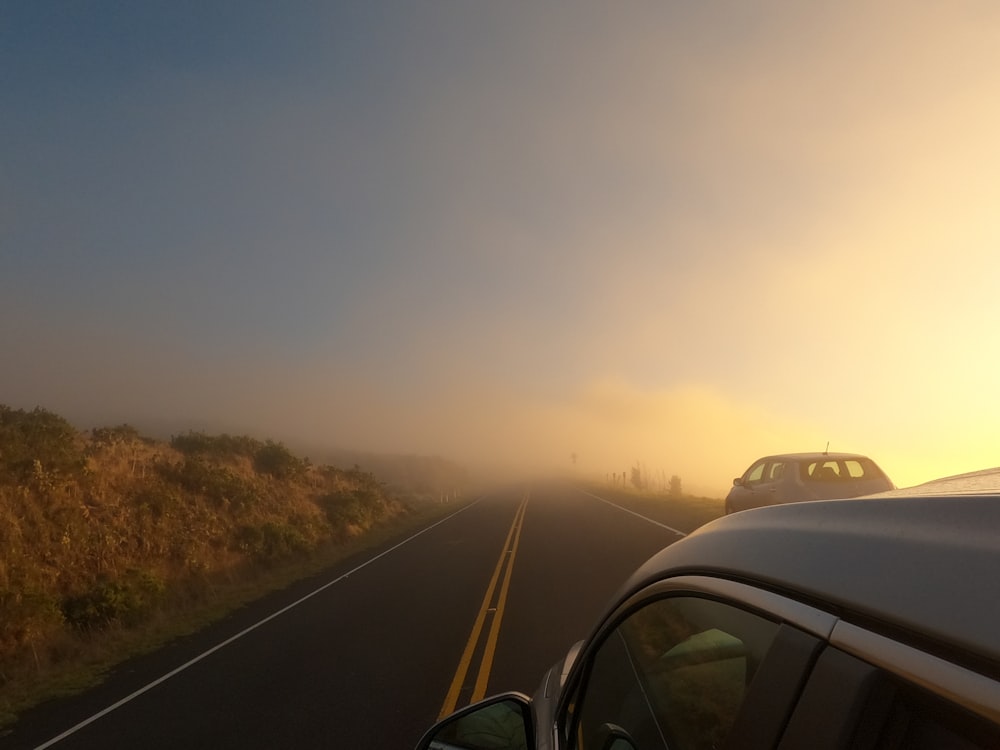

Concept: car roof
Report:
left=622, top=491, right=1000, bottom=673
left=752, top=452, right=871, bottom=463
left=867, top=466, right=1000, bottom=497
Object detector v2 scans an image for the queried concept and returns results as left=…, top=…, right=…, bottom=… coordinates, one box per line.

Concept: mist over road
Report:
left=7, top=482, right=711, bottom=749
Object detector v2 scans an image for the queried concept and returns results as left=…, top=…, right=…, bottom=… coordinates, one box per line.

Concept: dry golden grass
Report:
left=0, top=409, right=467, bottom=728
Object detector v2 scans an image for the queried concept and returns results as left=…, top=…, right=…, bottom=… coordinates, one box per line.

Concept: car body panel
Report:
left=618, top=494, right=1000, bottom=669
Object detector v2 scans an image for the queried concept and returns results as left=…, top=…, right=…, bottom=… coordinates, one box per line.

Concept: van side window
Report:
left=569, top=597, right=780, bottom=750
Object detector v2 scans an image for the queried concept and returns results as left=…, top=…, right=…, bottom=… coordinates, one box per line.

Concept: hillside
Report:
left=0, top=405, right=467, bottom=723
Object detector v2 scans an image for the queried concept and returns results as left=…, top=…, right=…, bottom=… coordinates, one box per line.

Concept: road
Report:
left=4, top=481, right=713, bottom=749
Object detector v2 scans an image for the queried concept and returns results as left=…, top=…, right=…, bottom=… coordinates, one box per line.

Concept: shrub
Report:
left=670, top=475, right=683, bottom=497
left=155, top=459, right=259, bottom=509
left=131, top=483, right=183, bottom=521
left=319, top=485, right=387, bottom=533
left=253, top=441, right=304, bottom=480
left=0, top=588, right=64, bottom=658
left=61, top=569, right=165, bottom=631
left=234, top=523, right=311, bottom=563
left=0, top=406, right=83, bottom=485
left=630, top=464, right=644, bottom=490
left=90, top=425, right=141, bottom=448
left=170, top=432, right=260, bottom=461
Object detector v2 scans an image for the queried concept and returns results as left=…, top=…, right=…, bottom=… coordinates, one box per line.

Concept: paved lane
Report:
left=485, top=482, right=689, bottom=698
left=5, top=483, right=711, bottom=749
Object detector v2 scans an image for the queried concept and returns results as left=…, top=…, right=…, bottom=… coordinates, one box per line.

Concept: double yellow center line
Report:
left=438, top=491, right=529, bottom=719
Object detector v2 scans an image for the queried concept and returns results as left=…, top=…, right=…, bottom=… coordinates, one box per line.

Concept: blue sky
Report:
left=4, top=3, right=1000, bottom=493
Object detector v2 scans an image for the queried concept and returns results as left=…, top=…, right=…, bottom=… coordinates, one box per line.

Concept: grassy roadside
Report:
left=0, top=495, right=472, bottom=730
left=0, top=405, right=472, bottom=730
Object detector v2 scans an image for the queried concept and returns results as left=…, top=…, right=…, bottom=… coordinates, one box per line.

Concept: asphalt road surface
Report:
left=5, top=481, right=711, bottom=749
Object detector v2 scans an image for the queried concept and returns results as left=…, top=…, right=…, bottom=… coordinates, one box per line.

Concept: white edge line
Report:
left=577, top=489, right=688, bottom=538
left=33, top=497, right=484, bottom=750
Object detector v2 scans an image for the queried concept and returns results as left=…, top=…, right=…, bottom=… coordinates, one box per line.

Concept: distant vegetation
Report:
left=0, top=405, right=467, bottom=724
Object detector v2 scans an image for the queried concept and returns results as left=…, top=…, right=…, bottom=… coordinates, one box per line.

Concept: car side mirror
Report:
left=733, top=478, right=743, bottom=487
left=415, top=693, right=532, bottom=750
left=596, top=723, right=638, bottom=750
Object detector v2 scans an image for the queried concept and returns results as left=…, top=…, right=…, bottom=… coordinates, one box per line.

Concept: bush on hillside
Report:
left=0, top=406, right=83, bottom=485
left=0, top=587, right=65, bottom=660
left=233, top=522, right=312, bottom=563
left=252, top=440, right=305, bottom=480
left=170, top=432, right=259, bottom=461
left=156, top=458, right=261, bottom=509
left=319, top=475, right=391, bottom=534
left=61, top=569, right=165, bottom=631
left=91, top=424, right=141, bottom=448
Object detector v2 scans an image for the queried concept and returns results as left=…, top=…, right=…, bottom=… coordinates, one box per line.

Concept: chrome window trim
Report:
left=831, top=620, right=1000, bottom=725
left=621, top=575, right=838, bottom=639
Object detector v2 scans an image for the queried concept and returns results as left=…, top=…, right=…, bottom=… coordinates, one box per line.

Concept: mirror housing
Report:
left=415, top=692, right=533, bottom=750
left=596, top=723, right=638, bottom=750
left=732, top=477, right=743, bottom=487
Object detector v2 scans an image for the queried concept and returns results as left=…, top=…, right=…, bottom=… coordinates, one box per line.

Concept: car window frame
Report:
left=556, top=576, right=838, bottom=749
left=766, top=461, right=787, bottom=483
left=570, top=595, right=784, bottom=749
left=555, top=575, right=1000, bottom=750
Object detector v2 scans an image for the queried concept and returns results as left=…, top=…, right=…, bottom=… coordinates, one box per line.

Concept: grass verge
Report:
left=0, top=497, right=471, bottom=731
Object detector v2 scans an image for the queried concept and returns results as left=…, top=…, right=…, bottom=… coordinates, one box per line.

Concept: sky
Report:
left=3, top=3, right=1000, bottom=496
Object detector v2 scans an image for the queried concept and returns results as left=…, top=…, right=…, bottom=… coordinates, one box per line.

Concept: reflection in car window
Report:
left=889, top=681, right=1000, bottom=749
left=428, top=698, right=529, bottom=750
left=569, top=597, right=780, bottom=750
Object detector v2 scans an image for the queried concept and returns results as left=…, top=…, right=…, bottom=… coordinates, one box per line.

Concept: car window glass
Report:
left=871, top=679, right=1000, bottom=750
left=746, top=462, right=766, bottom=483
left=806, top=460, right=841, bottom=481
left=569, top=597, right=781, bottom=750
left=767, top=462, right=785, bottom=481
left=844, top=460, right=866, bottom=478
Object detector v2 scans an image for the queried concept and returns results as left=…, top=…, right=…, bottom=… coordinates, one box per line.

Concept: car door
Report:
left=557, top=577, right=826, bottom=750
left=731, top=461, right=787, bottom=512
left=759, top=460, right=790, bottom=505
left=776, top=643, right=1000, bottom=749
left=728, top=460, right=767, bottom=512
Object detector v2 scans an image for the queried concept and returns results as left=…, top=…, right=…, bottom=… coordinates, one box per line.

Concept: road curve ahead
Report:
left=6, top=482, right=710, bottom=749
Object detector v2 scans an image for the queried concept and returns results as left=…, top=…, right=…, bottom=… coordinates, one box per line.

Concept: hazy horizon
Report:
left=5, top=4, right=1000, bottom=497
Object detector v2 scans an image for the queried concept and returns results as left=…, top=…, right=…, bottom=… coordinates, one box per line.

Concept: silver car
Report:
left=724, top=451, right=893, bottom=514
